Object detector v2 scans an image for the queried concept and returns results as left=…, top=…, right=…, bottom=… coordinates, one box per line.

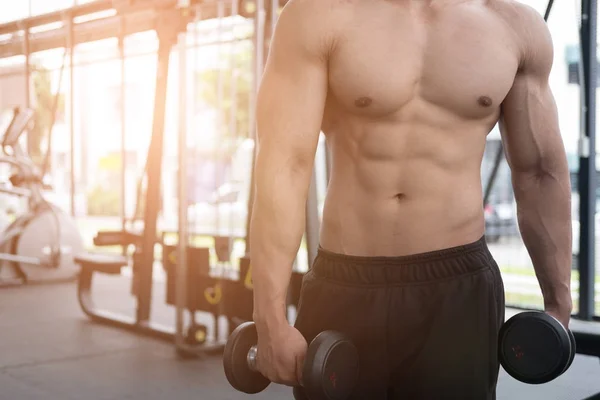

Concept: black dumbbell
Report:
left=499, top=311, right=576, bottom=384
left=223, top=322, right=359, bottom=400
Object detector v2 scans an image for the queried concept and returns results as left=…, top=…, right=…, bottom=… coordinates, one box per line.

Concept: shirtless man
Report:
left=249, top=0, right=573, bottom=398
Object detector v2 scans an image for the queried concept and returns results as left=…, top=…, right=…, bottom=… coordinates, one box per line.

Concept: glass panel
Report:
left=169, top=16, right=256, bottom=266
left=0, top=2, right=29, bottom=23
left=486, top=0, right=582, bottom=312
left=72, top=35, right=157, bottom=249
left=0, top=66, right=28, bottom=227
left=29, top=48, right=72, bottom=213
left=29, top=0, right=75, bottom=16
left=0, top=56, right=27, bottom=110
left=182, top=17, right=253, bottom=244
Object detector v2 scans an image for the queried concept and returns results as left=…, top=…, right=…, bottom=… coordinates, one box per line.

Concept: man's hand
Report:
left=256, top=323, right=308, bottom=386
left=545, top=295, right=573, bottom=329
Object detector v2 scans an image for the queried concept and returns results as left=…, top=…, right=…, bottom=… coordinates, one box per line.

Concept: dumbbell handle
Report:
left=245, top=345, right=305, bottom=387
left=247, top=345, right=259, bottom=372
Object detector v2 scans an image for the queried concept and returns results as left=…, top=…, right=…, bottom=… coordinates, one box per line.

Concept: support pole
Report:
left=119, top=18, right=127, bottom=234
left=578, top=0, right=597, bottom=320
left=23, top=26, right=31, bottom=154
left=244, top=0, right=266, bottom=254
left=68, top=13, right=76, bottom=217
left=175, top=28, right=188, bottom=349
left=136, top=20, right=177, bottom=324
left=305, top=169, right=319, bottom=267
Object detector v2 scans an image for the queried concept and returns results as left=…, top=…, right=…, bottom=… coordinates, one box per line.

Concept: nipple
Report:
left=478, top=96, right=493, bottom=107
left=354, top=97, right=373, bottom=108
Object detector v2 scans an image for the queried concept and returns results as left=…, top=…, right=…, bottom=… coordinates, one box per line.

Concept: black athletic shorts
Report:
left=293, top=236, right=505, bottom=400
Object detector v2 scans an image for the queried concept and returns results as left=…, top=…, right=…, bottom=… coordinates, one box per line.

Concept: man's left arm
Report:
left=499, top=8, right=573, bottom=326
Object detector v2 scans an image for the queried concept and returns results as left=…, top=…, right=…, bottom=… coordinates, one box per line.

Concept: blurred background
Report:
left=1, top=1, right=600, bottom=400
left=0, top=0, right=593, bottom=312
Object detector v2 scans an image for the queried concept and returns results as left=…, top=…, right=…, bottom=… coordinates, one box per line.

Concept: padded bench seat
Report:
left=74, top=253, right=128, bottom=275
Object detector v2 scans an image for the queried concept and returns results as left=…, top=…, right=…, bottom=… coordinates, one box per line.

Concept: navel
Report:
left=394, top=193, right=407, bottom=202
left=478, top=96, right=493, bottom=107
left=354, top=97, right=373, bottom=108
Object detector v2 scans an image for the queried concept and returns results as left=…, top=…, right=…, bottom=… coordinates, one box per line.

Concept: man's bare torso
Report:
left=319, top=0, right=527, bottom=256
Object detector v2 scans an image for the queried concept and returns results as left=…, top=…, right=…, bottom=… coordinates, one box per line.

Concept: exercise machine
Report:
left=74, top=3, right=228, bottom=353
left=0, top=107, right=84, bottom=286
left=73, top=0, right=302, bottom=358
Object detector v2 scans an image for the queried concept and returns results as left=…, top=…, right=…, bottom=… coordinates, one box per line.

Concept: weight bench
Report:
left=73, top=249, right=175, bottom=340
left=73, top=230, right=175, bottom=341
left=73, top=230, right=231, bottom=352
left=75, top=252, right=129, bottom=322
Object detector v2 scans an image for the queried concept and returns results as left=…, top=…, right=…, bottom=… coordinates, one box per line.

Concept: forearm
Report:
left=250, top=159, right=310, bottom=327
left=513, top=168, right=573, bottom=309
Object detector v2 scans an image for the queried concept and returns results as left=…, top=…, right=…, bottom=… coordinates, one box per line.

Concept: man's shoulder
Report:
left=282, top=0, right=348, bottom=18
left=278, top=0, right=347, bottom=55
left=489, top=0, right=549, bottom=37
left=489, top=0, right=544, bottom=18
left=489, top=0, right=553, bottom=70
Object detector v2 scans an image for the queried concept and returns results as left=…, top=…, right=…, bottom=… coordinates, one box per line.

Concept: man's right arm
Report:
left=250, top=0, right=331, bottom=330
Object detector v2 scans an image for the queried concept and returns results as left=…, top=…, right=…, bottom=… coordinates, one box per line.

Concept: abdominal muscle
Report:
left=319, top=111, right=494, bottom=257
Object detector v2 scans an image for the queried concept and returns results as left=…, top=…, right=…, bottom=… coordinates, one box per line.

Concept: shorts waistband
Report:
left=312, top=236, right=493, bottom=285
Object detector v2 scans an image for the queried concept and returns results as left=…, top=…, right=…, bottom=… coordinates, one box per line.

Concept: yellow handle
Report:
left=195, top=329, right=206, bottom=343
left=168, top=250, right=177, bottom=265
left=244, top=263, right=253, bottom=290
left=204, top=283, right=222, bottom=305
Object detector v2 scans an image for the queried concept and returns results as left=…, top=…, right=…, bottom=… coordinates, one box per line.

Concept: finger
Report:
left=269, top=372, right=297, bottom=387
left=295, top=352, right=305, bottom=385
left=547, top=311, right=569, bottom=329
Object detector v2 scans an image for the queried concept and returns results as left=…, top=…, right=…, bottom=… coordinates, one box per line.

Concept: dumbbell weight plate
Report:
left=303, top=331, right=359, bottom=400
left=223, top=322, right=270, bottom=394
left=565, top=329, right=576, bottom=372
left=499, top=312, right=572, bottom=384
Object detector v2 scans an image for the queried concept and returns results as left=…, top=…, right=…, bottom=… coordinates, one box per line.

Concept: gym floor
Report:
left=2, top=274, right=600, bottom=400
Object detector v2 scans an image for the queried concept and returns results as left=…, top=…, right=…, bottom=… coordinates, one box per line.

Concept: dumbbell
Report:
left=223, top=322, right=359, bottom=400
left=499, top=311, right=576, bottom=384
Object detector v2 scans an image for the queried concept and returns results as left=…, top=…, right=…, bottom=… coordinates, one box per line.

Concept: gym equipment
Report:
left=74, top=4, right=240, bottom=356
left=74, top=8, right=190, bottom=342
left=186, top=323, right=208, bottom=346
left=174, top=0, right=294, bottom=358
left=74, top=0, right=314, bottom=360
left=499, top=311, right=575, bottom=384
left=223, top=321, right=359, bottom=399
left=0, top=107, right=84, bottom=285
left=163, top=242, right=227, bottom=343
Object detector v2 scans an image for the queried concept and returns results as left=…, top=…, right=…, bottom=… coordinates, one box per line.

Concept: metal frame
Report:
left=59, top=0, right=283, bottom=355
left=175, top=22, right=190, bottom=353
left=579, top=0, right=598, bottom=321
left=119, top=18, right=127, bottom=237
left=68, top=16, right=76, bottom=217
left=0, top=0, right=288, bottom=59
left=70, top=2, right=224, bottom=350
